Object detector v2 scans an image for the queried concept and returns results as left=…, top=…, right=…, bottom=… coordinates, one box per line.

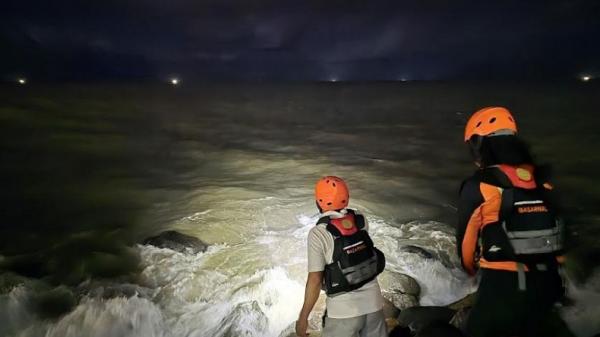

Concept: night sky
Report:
left=2, top=0, right=599, bottom=82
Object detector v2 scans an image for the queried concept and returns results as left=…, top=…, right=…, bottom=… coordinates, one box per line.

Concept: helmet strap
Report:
left=315, top=201, right=323, bottom=213
left=468, top=135, right=484, bottom=164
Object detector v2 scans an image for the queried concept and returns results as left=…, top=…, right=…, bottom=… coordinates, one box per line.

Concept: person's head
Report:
left=314, top=176, right=349, bottom=213
left=464, top=106, right=533, bottom=167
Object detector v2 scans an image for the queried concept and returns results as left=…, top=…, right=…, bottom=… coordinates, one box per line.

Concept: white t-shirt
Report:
left=307, top=209, right=384, bottom=319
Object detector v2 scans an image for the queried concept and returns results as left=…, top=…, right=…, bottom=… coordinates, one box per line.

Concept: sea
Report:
left=1, top=81, right=599, bottom=336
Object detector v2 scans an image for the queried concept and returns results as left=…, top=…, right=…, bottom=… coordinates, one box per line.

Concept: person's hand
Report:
left=295, top=318, right=308, bottom=336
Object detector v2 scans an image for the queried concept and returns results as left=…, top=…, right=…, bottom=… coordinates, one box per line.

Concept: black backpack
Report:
left=317, top=210, right=386, bottom=296
left=479, top=168, right=565, bottom=267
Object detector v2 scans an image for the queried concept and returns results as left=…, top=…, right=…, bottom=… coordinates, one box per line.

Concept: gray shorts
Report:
left=322, top=310, right=387, bottom=337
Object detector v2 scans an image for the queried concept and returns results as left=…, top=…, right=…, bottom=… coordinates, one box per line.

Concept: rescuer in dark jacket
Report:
left=457, top=107, right=575, bottom=337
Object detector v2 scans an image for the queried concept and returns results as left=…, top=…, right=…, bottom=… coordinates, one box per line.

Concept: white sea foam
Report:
left=367, top=216, right=477, bottom=306
left=562, top=269, right=600, bottom=337
left=0, top=204, right=595, bottom=337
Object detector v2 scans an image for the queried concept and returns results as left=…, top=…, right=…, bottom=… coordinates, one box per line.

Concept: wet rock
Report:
left=379, top=271, right=420, bottom=297
left=400, top=245, right=434, bottom=259
left=223, top=301, right=268, bottom=336
left=379, top=271, right=420, bottom=310
left=385, top=292, right=420, bottom=311
left=78, top=280, right=154, bottom=299
left=447, top=292, right=475, bottom=330
left=449, top=307, right=470, bottom=330
left=399, top=245, right=456, bottom=269
left=142, top=230, right=207, bottom=254
left=0, top=271, right=45, bottom=294
left=447, top=292, right=476, bottom=311
left=383, top=296, right=401, bottom=319
left=32, top=286, right=77, bottom=319
left=389, top=324, right=412, bottom=337
left=416, top=321, right=465, bottom=337
left=397, top=306, right=456, bottom=331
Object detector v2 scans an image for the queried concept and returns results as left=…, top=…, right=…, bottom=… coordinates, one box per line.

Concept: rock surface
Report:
left=142, top=230, right=208, bottom=254
left=379, top=271, right=420, bottom=296
left=379, top=271, right=420, bottom=310
left=382, top=297, right=401, bottom=320
left=397, top=306, right=456, bottom=331
left=447, top=292, right=476, bottom=311
left=447, top=292, right=476, bottom=329
left=399, top=245, right=434, bottom=259
left=449, top=307, right=471, bottom=330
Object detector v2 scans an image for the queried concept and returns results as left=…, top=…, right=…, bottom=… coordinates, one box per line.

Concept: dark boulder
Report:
left=416, top=321, right=465, bottom=337
left=379, top=271, right=420, bottom=310
left=447, top=293, right=476, bottom=330
left=383, top=297, right=401, bottom=320
left=389, top=325, right=412, bottom=337
left=449, top=307, right=471, bottom=331
left=397, top=306, right=456, bottom=331
left=142, top=230, right=208, bottom=254
left=399, top=245, right=434, bottom=259
left=447, top=293, right=476, bottom=311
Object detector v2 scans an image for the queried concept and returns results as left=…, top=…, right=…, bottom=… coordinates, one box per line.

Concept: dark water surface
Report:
left=1, top=82, right=599, bottom=336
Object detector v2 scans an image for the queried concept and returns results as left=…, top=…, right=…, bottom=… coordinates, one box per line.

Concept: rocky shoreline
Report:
left=142, top=230, right=476, bottom=337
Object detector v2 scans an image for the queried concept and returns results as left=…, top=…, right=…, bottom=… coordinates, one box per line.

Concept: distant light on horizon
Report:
left=17, top=78, right=27, bottom=85
left=581, top=75, right=591, bottom=82
left=170, top=78, right=179, bottom=85
left=329, top=77, right=338, bottom=82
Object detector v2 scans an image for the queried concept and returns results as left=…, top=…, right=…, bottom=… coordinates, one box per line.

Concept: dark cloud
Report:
left=1, top=0, right=599, bottom=81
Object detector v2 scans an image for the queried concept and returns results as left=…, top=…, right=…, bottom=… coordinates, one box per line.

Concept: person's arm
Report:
left=456, top=177, right=484, bottom=275
left=296, top=271, right=323, bottom=336
left=297, top=227, right=327, bottom=336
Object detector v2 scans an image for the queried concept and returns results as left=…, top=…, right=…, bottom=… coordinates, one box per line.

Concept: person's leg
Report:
left=360, top=310, right=387, bottom=337
left=465, top=269, right=526, bottom=337
left=322, top=314, right=365, bottom=337
left=523, top=270, right=575, bottom=337
left=528, top=308, right=576, bottom=337
left=467, top=268, right=574, bottom=337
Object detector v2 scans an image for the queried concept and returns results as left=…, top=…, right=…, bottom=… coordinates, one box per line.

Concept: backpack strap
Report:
left=346, top=209, right=366, bottom=230
left=316, top=215, right=342, bottom=238
left=317, top=215, right=330, bottom=226
left=326, top=223, right=342, bottom=238
left=319, top=209, right=365, bottom=237
left=499, top=187, right=515, bottom=223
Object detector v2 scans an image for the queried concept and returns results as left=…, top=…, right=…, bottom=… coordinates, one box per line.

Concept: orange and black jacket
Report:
left=456, top=164, right=562, bottom=275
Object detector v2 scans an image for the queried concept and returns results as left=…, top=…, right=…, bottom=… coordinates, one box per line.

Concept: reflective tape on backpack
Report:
left=340, top=255, right=378, bottom=285
left=505, top=227, right=560, bottom=239
left=503, top=220, right=564, bottom=255
left=509, top=235, right=563, bottom=255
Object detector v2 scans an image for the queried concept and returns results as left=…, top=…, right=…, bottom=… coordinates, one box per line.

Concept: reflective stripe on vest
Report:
left=479, top=255, right=565, bottom=272
left=340, top=255, right=378, bottom=285
left=502, top=220, right=564, bottom=255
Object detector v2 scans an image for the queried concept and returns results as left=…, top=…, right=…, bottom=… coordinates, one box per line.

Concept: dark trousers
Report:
left=466, top=268, right=575, bottom=337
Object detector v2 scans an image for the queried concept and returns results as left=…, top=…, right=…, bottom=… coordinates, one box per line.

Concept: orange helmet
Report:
left=464, top=107, right=517, bottom=142
left=315, top=176, right=349, bottom=212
